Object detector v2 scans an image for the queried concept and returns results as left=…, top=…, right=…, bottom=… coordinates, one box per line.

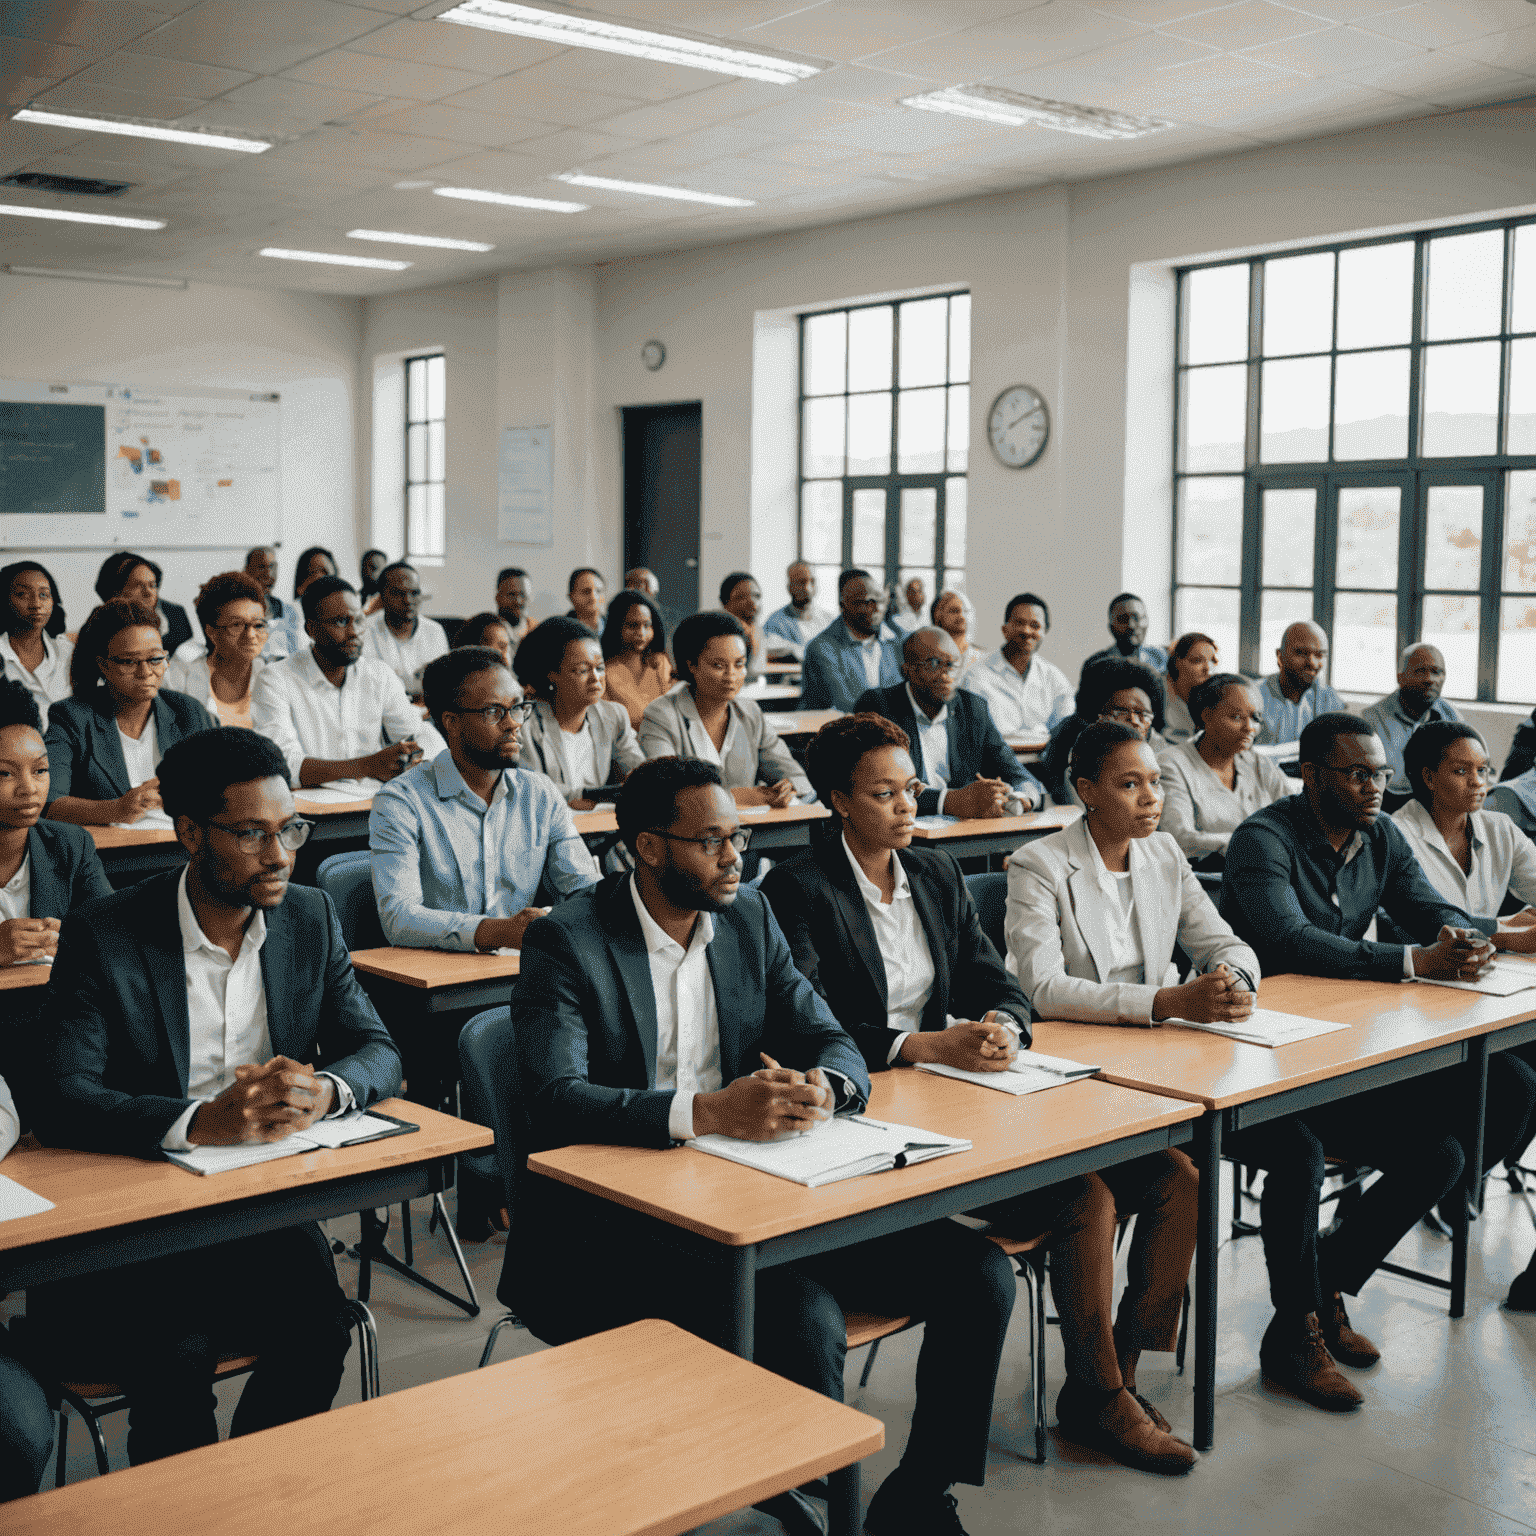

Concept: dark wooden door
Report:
left=623, top=403, right=701, bottom=633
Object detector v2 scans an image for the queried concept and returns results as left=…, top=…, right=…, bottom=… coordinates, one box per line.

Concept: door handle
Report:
left=684, top=557, right=698, bottom=569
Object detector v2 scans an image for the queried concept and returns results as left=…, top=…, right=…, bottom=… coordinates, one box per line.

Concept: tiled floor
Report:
left=18, top=1170, right=1536, bottom=1533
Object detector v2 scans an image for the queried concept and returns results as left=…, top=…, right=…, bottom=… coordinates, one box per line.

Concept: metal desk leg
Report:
left=727, top=1244, right=757, bottom=1358
left=828, top=1466, right=861, bottom=1536
left=1194, top=1112, right=1222, bottom=1452
left=1451, top=1038, right=1488, bottom=1319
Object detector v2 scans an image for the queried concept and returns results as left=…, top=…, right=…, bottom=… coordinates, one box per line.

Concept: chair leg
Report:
left=81, top=1403, right=110, bottom=1477
left=1175, top=1283, right=1191, bottom=1376
left=1025, top=1255, right=1047, bottom=1464
left=54, top=1405, right=69, bottom=1489
left=344, top=1300, right=380, bottom=1401
left=400, top=1202, right=414, bottom=1268
left=478, top=1312, right=524, bottom=1370
left=857, top=1338, right=881, bottom=1389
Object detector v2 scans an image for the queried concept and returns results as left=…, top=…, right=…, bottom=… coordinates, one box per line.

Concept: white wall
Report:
left=0, top=272, right=363, bottom=627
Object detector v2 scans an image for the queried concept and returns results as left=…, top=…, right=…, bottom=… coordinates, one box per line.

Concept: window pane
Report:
left=801, top=480, right=841, bottom=564
left=801, top=397, right=845, bottom=478
left=1421, top=340, right=1500, bottom=457
left=948, top=294, right=970, bottom=383
left=1421, top=593, right=1479, bottom=699
left=846, top=392, right=891, bottom=475
left=803, top=310, right=846, bottom=395
left=1183, top=264, right=1249, bottom=365
left=1426, top=228, right=1503, bottom=340
left=1262, top=487, right=1315, bottom=587
left=898, top=296, right=948, bottom=389
left=847, top=305, right=892, bottom=393
left=944, top=477, right=966, bottom=567
left=1337, top=241, right=1414, bottom=350
left=407, top=482, right=426, bottom=552
left=1177, top=476, right=1242, bottom=584
left=946, top=384, right=969, bottom=472
left=1180, top=364, right=1245, bottom=472
left=1262, top=251, right=1333, bottom=357
left=1502, top=469, right=1536, bottom=591
left=407, top=422, right=426, bottom=482
left=426, top=355, right=445, bottom=420
left=941, top=567, right=966, bottom=595
left=811, top=564, right=841, bottom=602
left=1260, top=355, right=1329, bottom=463
left=851, top=488, right=885, bottom=567
left=407, top=359, right=427, bottom=421
left=1174, top=587, right=1239, bottom=666
left=1332, top=591, right=1397, bottom=693
left=899, top=487, right=937, bottom=567
left=1514, top=225, right=1536, bottom=335
left=1423, top=484, right=1483, bottom=590
left=1336, top=484, right=1400, bottom=587
left=1499, top=596, right=1536, bottom=702
left=897, top=387, right=945, bottom=473
left=426, top=420, right=445, bottom=482
left=1260, top=589, right=1314, bottom=666
left=1508, top=338, right=1536, bottom=454
left=423, top=483, right=445, bottom=558
left=1333, top=349, right=1409, bottom=459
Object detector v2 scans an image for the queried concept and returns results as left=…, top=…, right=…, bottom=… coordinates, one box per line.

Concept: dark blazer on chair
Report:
left=760, top=837, right=1031, bottom=1073
left=26, top=821, right=113, bottom=918
left=38, top=870, right=401, bottom=1155
left=852, top=681, right=1043, bottom=814
left=159, top=600, right=194, bottom=657
left=44, top=690, right=216, bottom=804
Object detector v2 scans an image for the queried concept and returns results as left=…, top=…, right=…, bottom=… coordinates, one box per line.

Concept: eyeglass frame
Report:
left=204, top=817, right=313, bottom=852
left=645, top=828, right=751, bottom=856
left=1102, top=705, right=1154, bottom=726
left=447, top=701, right=536, bottom=727
left=1317, top=763, right=1395, bottom=790
left=207, top=618, right=270, bottom=635
left=102, top=652, right=170, bottom=672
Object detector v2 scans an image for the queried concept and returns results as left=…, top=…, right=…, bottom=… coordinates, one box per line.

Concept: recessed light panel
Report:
left=347, top=229, right=495, bottom=252
left=552, top=172, right=754, bottom=208
left=432, top=187, right=588, bottom=213
left=899, top=85, right=1171, bottom=140
left=259, top=247, right=412, bottom=271
left=0, top=202, right=165, bottom=229
left=13, top=108, right=271, bottom=153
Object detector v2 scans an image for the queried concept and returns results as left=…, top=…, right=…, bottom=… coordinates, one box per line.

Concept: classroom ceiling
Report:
left=2, top=0, right=1536, bottom=296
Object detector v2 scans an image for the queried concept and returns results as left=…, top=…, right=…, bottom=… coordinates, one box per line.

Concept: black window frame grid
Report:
left=404, top=351, right=446, bottom=564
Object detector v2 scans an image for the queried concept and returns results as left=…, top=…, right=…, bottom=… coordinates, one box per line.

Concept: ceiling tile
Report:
left=1450, top=20, right=1536, bottom=69
left=817, top=106, right=1016, bottom=151
left=1201, top=73, right=1410, bottom=125
left=727, top=95, right=887, bottom=137
left=789, top=63, right=939, bottom=104
left=1086, top=0, right=1236, bottom=21
left=0, top=34, right=101, bottom=80
left=630, top=77, right=802, bottom=120
left=1356, top=1, right=1536, bottom=49
left=33, top=78, right=210, bottom=119
left=415, top=145, right=557, bottom=182
left=1159, top=1, right=1335, bottom=49
left=589, top=101, right=720, bottom=139
left=268, top=127, right=471, bottom=173
left=1241, top=22, right=1425, bottom=74
left=871, top=4, right=1146, bottom=78
left=1271, top=0, right=1418, bottom=18
left=740, top=0, right=985, bottom=62
left=349, top=102, right=552, bottom=146
left=128, top=0, right=391, bottom=75
left=5, top=1, right=173, bottom=53
left=282, top=49, right=495, bottom=102
left=438, top=75, right=644, bottom=126
left=1345, top=52, right=1536, bottom=102
left=1, top=74, right=62, bottom=108
left=215, top=75, right=388, bottom=129
left=608, top=1, right=870, bottom=34
left=493, top=49, right=730, bottom=104
left=743, top=138, right=864, bottom=163
left=344, top=17, right=564, bottom=73
left=582, top=121, right=780, bottom=171
left=493, top=124, right=645, bottom=169
left=989, top=28, right=1217, bottom=87
left=0, top=118, right=89, bottom=167
left=69, top=50, right=254, bottom=98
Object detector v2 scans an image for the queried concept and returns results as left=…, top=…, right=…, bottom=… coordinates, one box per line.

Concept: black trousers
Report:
left=0, top=1325, right=51, bottom=1502
left=27, top=1223, right=352, bottom=1466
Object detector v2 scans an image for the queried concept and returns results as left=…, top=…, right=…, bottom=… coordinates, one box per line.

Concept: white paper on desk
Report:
left=110, top=808, right=173, bottom=831
left=163, top=1115, right=403, bottom=1174
left=913, top=814, right=957, bottom=829
left=690, top=1115, right=970, bottom=1188
left=917, top=1049, right=1100, bottom=1096
left=1414, top=963, right=1536, bottom=997
left=0, top=1173, right=54, bottom=1223
left=298, top=1112, right=399, bottom=1149
left=738, top=804, right=771, bottom=816
left=1165, top=1008, right=1350, bottom=1048
left=295, top=780, right=378, bottom=804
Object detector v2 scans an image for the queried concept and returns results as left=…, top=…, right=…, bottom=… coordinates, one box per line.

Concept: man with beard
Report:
left=1256, top=620, right=1342, bottom=746
left=961, top=591, right=1073, bottom=740
left=495, top=566, right=533, bottom=654
left=1360, top=643, right=1459, bottom=803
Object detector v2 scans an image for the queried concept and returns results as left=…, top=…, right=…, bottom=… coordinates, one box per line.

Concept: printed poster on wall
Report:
left=498, top=425, right=552, bottom=547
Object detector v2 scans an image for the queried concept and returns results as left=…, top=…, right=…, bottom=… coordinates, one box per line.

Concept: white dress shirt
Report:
left=0, top=854, right=48, bottom=968
left=558, top=720, right=598, bottom=794
left=1392, top=799, right=1536, bottom=922
left=0, top=632, right=73, bottom=712
left=362, top=614, right=449, bottom=698
left=628, top=877, right=722, bottom=1141
left=116, top=714, right=173, bottom=829
left=1084, top=832, right=1149, bottom=986
left=0, top=1072, right=17, bottom=1160
left=907, top=684, right=951, bottom=791
left=962, top=649, right=1074, bottom=739
left=685, top=707, right=738, bottom=770
left=854, top=628, right=884, bottom=689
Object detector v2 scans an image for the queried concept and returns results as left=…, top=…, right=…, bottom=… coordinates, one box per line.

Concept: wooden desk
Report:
left=0, top=1099, right=490, bottom=1292
left=753, top=683, right=802, bottom=710
left=87, top=823, right=184, bottom=887
left=762, top=659, right=803, bottom=677
left=907, top=802, right=1082, bottom=861
left=350, top=946, right=520, bottom=1016
left=574, top=801, right=831, bottom=855
left=771, top=708, right=844, bottom=741
left=5, top=1320, right=885, bottom=1536
left=0, top=965, right=51, bottom=992
left=294, top=795, right=374, bottom=849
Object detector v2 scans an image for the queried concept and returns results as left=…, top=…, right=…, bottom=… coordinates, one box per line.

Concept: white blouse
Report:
left=1156, top=736, right=1294, bottom=859
left=1391, top=799, right=1536, bottom=921
left=0, top=631, right=73, bottom=712
left=841, top=836, right=937, bottom=1062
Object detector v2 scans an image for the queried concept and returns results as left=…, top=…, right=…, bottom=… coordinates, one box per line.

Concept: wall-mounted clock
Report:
left=987, top=384, right=1050, bottom=468
left=641, top=339, right=666, bottom=371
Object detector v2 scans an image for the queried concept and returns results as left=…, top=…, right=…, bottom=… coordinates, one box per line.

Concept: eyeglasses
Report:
left=453, top=701, right=535, bottom=726
left=104, top=653, right=169, bottom=672
left=647, top=828, right=751, bottom=856
left=1321, top=764, right=1394, bottom=789
left=1103, top=706, right=1153, bottom=726
left=206, top=818, right=312, bottom=851
left=209, top=620, right=269, bottom=635
left=566, top=663, right=606, bottom=679
left=315, top=615, right=365, bottom=633
left=913, top=657, right=962, bottom=677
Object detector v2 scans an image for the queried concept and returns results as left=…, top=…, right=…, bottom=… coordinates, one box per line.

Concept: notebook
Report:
left=917, top=1049, right=1100, bottom=1096
left=1414, top=963, right=1536, bottom=998
left=0, top=1173, right=55, bottom=1224
left=162, top=1111, right=416, bottom=1176
left=1165, top=1008, right=1350, bottom=1048
left=690, top=1115, right=971, bottom=1188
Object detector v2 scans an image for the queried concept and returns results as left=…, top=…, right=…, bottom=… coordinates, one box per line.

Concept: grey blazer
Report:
left=1005, top=815, right=1259, bottom=1023
left=517, top=699, right=643, bottom=804
left=638, top=685, right=812, bottom=801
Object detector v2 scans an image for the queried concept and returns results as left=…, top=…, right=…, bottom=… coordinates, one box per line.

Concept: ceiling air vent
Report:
left=0, top=171, right=132, bottom=197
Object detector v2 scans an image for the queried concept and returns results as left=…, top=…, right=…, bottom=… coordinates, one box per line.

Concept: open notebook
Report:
left=1414, top=963, right=1536, bottom=998
left=690, top=1115, right=970, bottom=1189
left=1165, top=1008, right=1349, bottom=1048
left=163, top=1111, right=415, bottom=1176
left=917, top=1049, right=1099, bottom=1096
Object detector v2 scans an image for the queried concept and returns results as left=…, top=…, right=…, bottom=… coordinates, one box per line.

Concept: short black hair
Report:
left=616, top=756, right=724, bottom=854
left=496, top=566, right=530, bottom=586
left=158, top=727, right=290, bottom=824
left=513, top=615, right=599, bottom=701
left=0, top=560, right=67, bottom=639
left=1069, top=720, right=1143, bottom=788
left=301, top=574, right=356, bottom=623
left=1005, top=591, right=1051, bottom=628
left=422, top=646, right=510, bottom=727
left=1108, top=592, right=1144, bottom=612
left=601, top=590, right=667, bottom=660
left=95, top=551, right=161, bottom=604
left=568, top=566, right=603, bottom=595
left=719, top=571, right=757, bottom=607
left=193, top=570, right=265, bottom=633
left=292, top=545, right=337, bottom=598
left=805, top=713, right=910, bottom=813
left=673, top=611, right=747, bottom=679
left=1168, top=631, right=1218, bottom=683
left=1074, top=656, right=1166, bottom=734
left=1298, top=711, right=1378, bottom=766
left=1404, top=720, right=1488, bottom=808
left=377, top=560, right=417, bottom=588
left=838, top=568, right=872, bottom=596
left=1187, top=671, right=1255, bottom=726
left=359, top=548, right=388, bottom=598
left=0, top=677, right=42, bottom=735
left=452, top=611, right=510, bottom=649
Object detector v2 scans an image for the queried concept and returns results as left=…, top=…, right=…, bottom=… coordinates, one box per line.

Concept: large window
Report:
left=798, top=292, right=970, bottom=605
left=405, top=352, right=445, bottom=564
left=1174, top=219, right=1536, bottom=701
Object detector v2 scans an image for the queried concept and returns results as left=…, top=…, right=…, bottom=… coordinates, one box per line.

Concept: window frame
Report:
left=403, top=351, right=446, bottom=565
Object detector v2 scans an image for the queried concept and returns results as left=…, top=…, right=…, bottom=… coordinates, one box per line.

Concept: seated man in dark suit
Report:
left=855, top=627, right=1043, bottom=820
left=502, top=755, right=1016, bottom=1536
left=31, top=726, right=402, bottom=1465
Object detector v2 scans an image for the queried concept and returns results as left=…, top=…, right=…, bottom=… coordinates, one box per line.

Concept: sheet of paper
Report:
left=918, top=1061, right=1088, bottom=1096
left=299, top=1113, right=398, bottom=1149
left=1011, top=1049, right=1099, bottom=1077
left=691, top=1114, right=968, bottom=1186
left=162, top=1139, right=308, bottom=1176
left=295, top=781, right=379, bottom=805
left=1415, top=964, right=1536, bottom=998
left=1166, top=1008, right=1352, bottom=1047
left=0, top=1172, right=54, bottom=1223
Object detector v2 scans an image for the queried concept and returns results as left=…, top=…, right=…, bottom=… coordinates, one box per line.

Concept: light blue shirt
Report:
left=1256, top=672, right=1344, bottom=746
left=368, top=749, right=600, bottom=951
left=1088, top=642, right=1168, bottom=673
left=1358, top=689, right=1461, bottom=794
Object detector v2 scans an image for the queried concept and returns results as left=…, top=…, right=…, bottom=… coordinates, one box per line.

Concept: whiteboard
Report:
left=0, top=378, right=280, bottom=549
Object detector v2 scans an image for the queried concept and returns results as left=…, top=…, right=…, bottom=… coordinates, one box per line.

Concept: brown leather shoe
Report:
left=1320, top=1292, right=1380, bottom=1368
left=1132, top=1390, right=1172, bottom=1433
left=1259, top=1312, right=1364, bottom=1411
left=1055, top=1382, right=1199, bottom=1475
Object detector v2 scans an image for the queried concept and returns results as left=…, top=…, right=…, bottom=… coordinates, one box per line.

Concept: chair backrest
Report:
left=965, top=870, right=1009, bottom=958
left=458, top=1007, right=521, bottom=1211
left=315, top=850, right=385, bottom=951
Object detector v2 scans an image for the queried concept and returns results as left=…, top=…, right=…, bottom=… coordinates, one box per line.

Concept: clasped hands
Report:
left=692, top=1053, right=834, bottom=1142
left=1412, top=925, right=1497, bottom=981
left=186, top=1056, right=334, bottom=1145
left=898, top=1014, right=1019, bottom=1073
left=0, top=916, right=60, bottom=967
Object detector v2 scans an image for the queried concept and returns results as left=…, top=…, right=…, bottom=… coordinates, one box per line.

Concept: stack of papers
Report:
left=1415, top=963, right=1536, bottom=997
left=163, top=1111, right=407, bottom=1176
left=918, top=1049, right=1100, bottom=1096
left=691, top=1115, right=970, bottom=1188
left=1167, top=1008, right=1350, bottom=1047
left=0, top=1173, right=54, bottom=1224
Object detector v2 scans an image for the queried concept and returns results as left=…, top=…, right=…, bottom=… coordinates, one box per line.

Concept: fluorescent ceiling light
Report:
left=348, top=229, right=495, bottom=252
left=259, top=247, right=412, bottom=271
left=3, top=264, right=186, bottom=288
left=552, top=172, right=753, bottom=208
left=899, top=85, right=1171, bottom=140
left=433, top=186, right=587, bottom=213
left=0, top=202, right=164, bottom=229
left=435, top=0, right=818, bottom=84
left=12, top=107, right=271, bottom=153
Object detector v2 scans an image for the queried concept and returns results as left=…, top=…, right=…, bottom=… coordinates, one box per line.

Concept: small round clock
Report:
left=987, top=384, right=1050, bottom=468
left=641, top=339, right=666, bottom=372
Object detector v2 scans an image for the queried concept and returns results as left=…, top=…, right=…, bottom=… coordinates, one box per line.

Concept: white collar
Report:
left=841, top=833, right=911, bottom=907
left=844, top=622, right=878, bottom=649
left=1083, top=825, right=1135, bottom=890
left=1398, top=797, right=1483, bottom=858
left=904, top=682, right=947, bottom=727
left=628, top=873, right=714, bottom=961
left=176, top=866, right=266, bottom=959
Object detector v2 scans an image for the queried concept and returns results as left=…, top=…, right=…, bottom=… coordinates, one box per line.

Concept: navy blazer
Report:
left=26, top=821, right=113, bottom=918
left=799, top=622, right=902, bottom=712
left=853, top=681, right=1042, bottom=814
left=761, top=837, right=1031, bottom=1072
left=44, top=689, right=216, bottom=804
left=38, top=870, right=401, bottom=1155
left=160, top=599, right=193, bottom=657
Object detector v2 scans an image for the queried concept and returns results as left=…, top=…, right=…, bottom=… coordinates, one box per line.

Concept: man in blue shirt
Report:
left=1358, top=643, right=1459, bottom=800
left=368, top=646, right=600, bottom=953
left=799, top=568, right=902, bottom=711
left=1257, top=620, right=1343, bottom=745
left=1086, top=592, right=1167, bottom=673
left=763, top=561, right=835, bottom=661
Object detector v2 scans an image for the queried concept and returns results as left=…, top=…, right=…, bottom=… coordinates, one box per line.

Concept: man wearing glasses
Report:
left=32, top=726, right=401, bottom=1464
left=853, top=627, right=1043, bottom=820
left=252, top=575, right=444, bottom=797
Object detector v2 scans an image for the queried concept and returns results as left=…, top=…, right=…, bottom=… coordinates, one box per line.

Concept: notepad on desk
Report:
left=1415, top=963, right=1536, bottom=998
left=1166, top=1008, right=1350, bottom=1047
left=917, top=1049, right=1099, bottom=1096
left=0, top=1172, right=55, bottom=1224
left=690, top=1115, right=970, bottom=1188
left=163, top=1111, right=415, bottom=1175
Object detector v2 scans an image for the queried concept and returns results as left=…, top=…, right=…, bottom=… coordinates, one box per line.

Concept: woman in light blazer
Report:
left=513, top=616, right=642, bottom=809
left=639, top=611, right=811, bottom=804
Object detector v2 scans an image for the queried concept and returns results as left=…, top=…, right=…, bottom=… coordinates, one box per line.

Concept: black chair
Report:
left=964, top=871, right=1009, bottom=957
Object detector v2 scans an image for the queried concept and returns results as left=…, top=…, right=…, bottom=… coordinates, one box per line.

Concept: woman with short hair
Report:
left=93, top=551, right=193, bottom=655
left=166, top=570, right=270, bottom=729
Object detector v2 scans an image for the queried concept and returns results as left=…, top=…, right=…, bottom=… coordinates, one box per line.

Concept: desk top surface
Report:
left=86, top=824, right=179, bottom=849
left=771, top=709, right=844, bottom=737
left=294, top=797, right=375, bottom=817
left=1031, top=973, right=1536, bottom=1112
left=0, top=965, right=50, bottom=992
left=574, top=802, right=832, bottom=838
left=349, top=946, right=521, bottom=987
left=0, top=1099, right=490, bottom=1257
left=3, top=1319, right=884, bottom=1536
left=529, top=1071, right=1198, bottom=1247
left=908, top=803, right=1082, bottom=842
